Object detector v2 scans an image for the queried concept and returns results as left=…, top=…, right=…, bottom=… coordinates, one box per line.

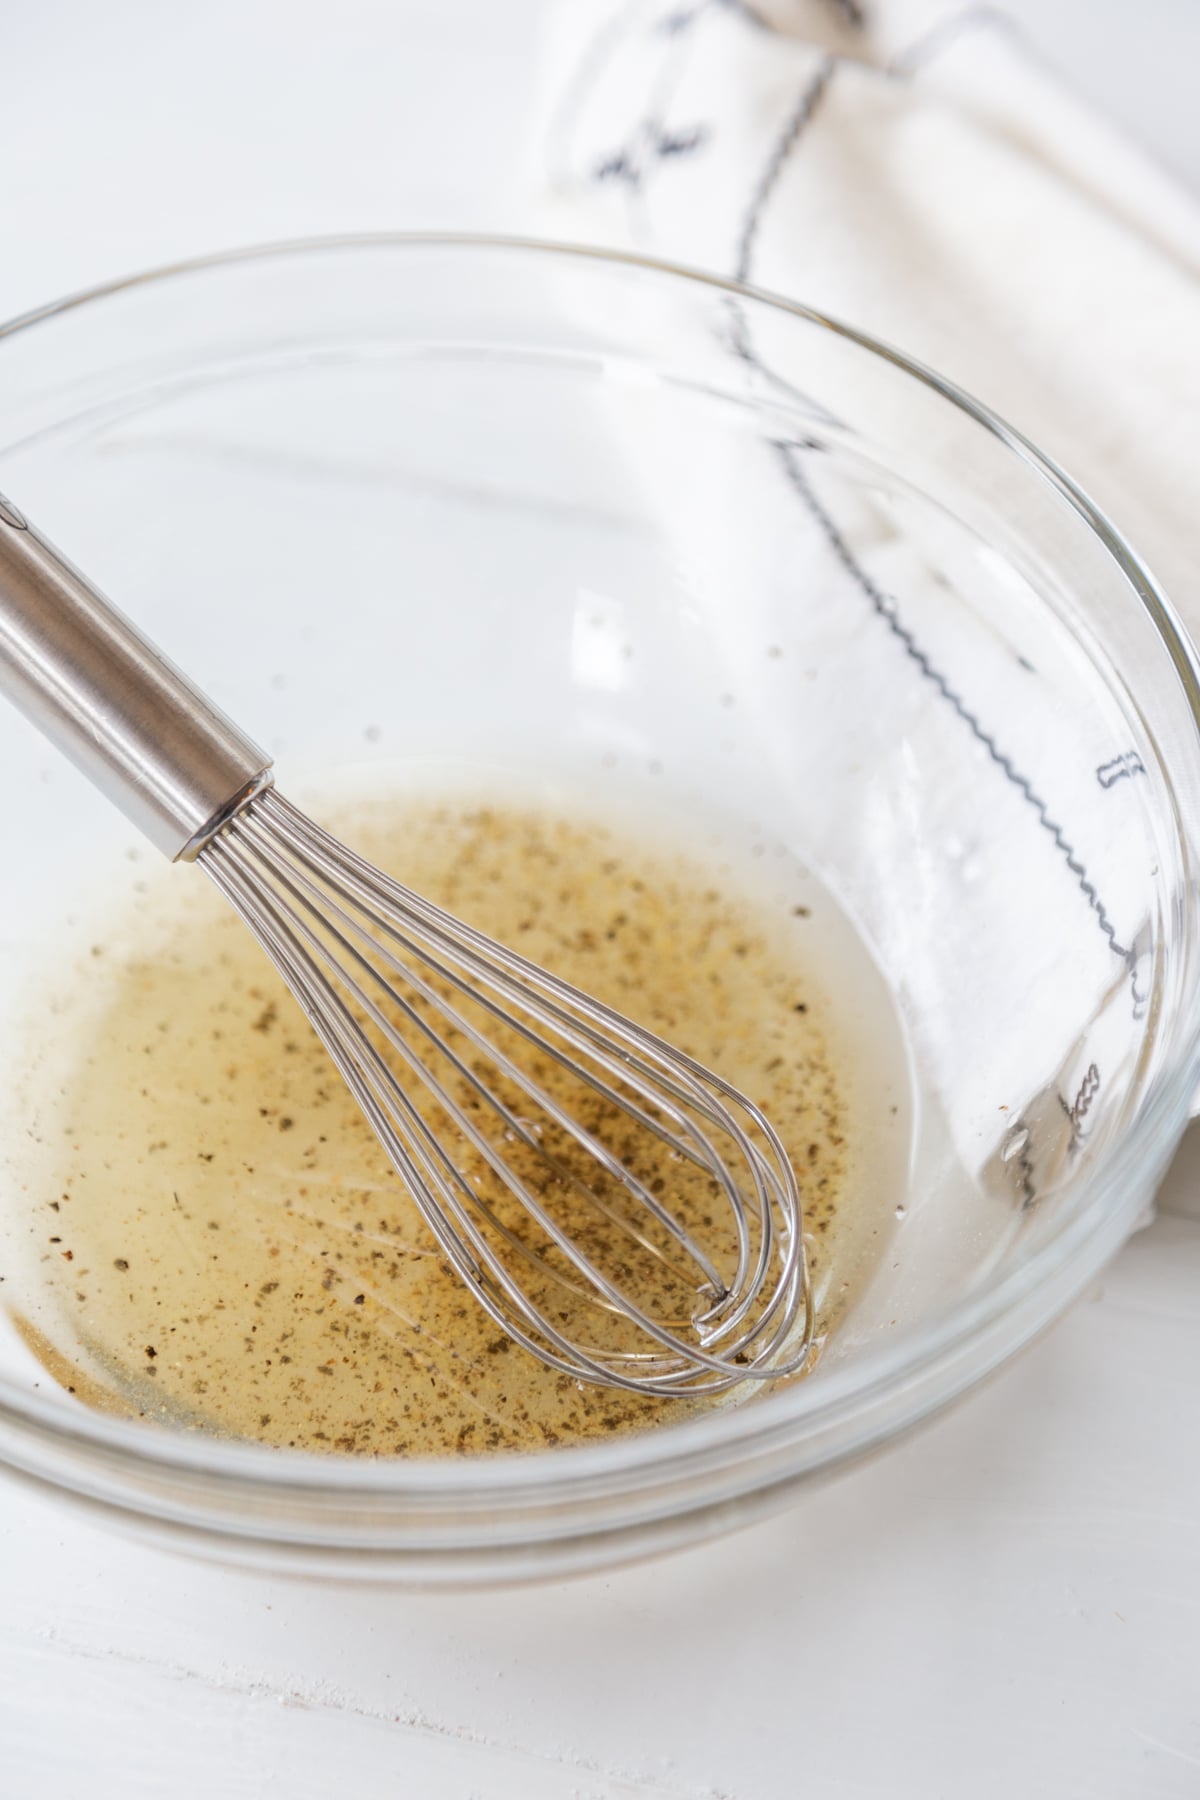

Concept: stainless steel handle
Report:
left=0, top=495, right=272, bottom=859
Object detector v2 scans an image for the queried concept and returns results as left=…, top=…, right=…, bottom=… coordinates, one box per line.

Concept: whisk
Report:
left=0, top=494, right=813, bottom=1396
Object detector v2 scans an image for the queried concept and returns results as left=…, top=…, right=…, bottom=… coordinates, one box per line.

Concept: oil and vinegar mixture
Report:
left=6, top=794, right=907, bottom=1456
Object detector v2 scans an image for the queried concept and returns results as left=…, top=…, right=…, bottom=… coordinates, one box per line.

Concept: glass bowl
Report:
left=1, top=236, right=1198, bottom=1586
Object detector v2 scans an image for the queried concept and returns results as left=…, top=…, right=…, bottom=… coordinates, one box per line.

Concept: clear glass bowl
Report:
left=1, top=236, right=1198, bottom=1585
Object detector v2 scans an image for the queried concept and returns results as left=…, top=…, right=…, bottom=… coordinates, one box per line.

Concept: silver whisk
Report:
left=0, top=494, right=813, bottom=1396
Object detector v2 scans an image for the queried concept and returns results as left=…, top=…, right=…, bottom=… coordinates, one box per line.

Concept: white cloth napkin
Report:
left=534, top=0, right=1200, bottom=616
left=530, top=1, right=1200, bottom=1208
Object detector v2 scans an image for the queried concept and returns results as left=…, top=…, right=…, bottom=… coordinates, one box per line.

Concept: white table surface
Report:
left=4, top=4, right=1200, bottom=1794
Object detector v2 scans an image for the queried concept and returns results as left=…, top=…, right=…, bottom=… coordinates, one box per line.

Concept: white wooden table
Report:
left=4, top=4, right=1200, bottom=1793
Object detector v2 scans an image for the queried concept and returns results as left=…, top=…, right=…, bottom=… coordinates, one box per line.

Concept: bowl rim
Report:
left=2, top=230, right=1199, bottom=1523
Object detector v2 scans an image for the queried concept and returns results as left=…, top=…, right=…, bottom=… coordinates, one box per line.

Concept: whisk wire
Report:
left=201, top=789, right=816, bottom=1394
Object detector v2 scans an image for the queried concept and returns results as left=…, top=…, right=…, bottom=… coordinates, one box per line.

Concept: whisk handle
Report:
left=0, top=495, right=272, bottom=860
